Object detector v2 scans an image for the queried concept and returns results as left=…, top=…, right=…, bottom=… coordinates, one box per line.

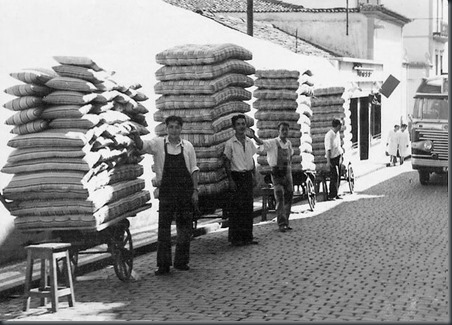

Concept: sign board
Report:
left=380, top=74, right=400, bottom=98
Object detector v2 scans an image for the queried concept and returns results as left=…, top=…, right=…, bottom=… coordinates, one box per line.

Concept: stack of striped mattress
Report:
left=253, top=69, right=303, bottom=175
left=2, top=56, right=151, bottom=230
left=297, top=70, right=316, bottom=172
left=309, top=86, right=352, bottom=172
left=154, top=43, right=255, bottom=203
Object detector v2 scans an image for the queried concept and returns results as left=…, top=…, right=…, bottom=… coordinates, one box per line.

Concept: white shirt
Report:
left=258, top=137, right=294, bottom=167
left=223, top=135, right=257, bottom=172
left=141, top=136, right=199, bottom=187
left=324, top=129, right=343, bottom=159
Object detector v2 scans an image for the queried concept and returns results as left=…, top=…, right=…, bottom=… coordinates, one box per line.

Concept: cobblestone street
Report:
left=1, top=163, right=449, bottom=322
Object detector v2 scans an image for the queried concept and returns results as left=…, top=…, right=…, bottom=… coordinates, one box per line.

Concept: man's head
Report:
left=165, top=115, right=183, bottom=139
left=394, top=124, right=400, bottom=131
left=231, top=114, right=247, bottom=136
left=401, top=123, right=407, bottom=132
left=332, top=118, right=342, bottom=133
left=277, top=122, right=290, bottom=140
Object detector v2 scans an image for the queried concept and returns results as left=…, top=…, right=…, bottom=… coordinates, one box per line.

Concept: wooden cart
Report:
left=0, top=194, right=151, bottom=282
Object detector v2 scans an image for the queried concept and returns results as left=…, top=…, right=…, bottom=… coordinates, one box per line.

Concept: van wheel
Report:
left=419, top=170, right=430, bottom=185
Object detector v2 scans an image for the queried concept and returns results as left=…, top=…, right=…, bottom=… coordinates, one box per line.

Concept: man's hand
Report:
left=192, top=190, right=199, bottom=207
left=245, top=128, right=255, bottom=139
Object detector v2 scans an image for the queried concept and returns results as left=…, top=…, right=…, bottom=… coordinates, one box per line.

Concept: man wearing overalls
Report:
left=250, top=122, right=294, bottom=232
left=134, top=116, right=199, bottom=275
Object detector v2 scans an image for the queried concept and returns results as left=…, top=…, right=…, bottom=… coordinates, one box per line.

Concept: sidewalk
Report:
left=0, top=144, right=391, bottom=297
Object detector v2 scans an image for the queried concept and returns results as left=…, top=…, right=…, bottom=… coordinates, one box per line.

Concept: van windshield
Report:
left=413, top=98, right=449, bottom=120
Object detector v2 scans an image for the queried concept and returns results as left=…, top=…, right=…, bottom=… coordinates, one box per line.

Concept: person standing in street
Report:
left=223, top=114, right=258, bottom=246
left=386, top=124, right=400, bottom=166
left=134, top=115, right=199, bottom=275
left=248, top=122, right=294, bottom=232
left=397, top=123, right=410, bottom=165
left=324, top=118, right=344, bottom=201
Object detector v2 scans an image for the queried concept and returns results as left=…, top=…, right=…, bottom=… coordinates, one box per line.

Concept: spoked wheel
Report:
left=306, top=177, right=316, bottom=211
left=110, top=220, right=134, bottom=282
left=347, top=164, right=355, bottom=193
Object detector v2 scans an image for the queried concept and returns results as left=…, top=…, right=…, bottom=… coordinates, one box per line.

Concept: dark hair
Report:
left=231, top=114, right=246, bottom=127
left=165, top=115, right=183, bottom=126
left=332, top=118, right=342, bottom=128
left=277, top=122, right=290, bottom=130
left=401, top=123, right=407, bottom=127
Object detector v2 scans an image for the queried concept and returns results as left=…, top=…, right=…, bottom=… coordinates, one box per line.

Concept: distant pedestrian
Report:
left=134, top=115, right=199, bottom=275
left=249, top=122, right=295, bottom=232
left=386, top=124, right=400, bottom=166
left=223, top=114, right=258, bottom=246
left=397, top=123, right=410, bottom=165
left=324, top=118, right=344, bottom=201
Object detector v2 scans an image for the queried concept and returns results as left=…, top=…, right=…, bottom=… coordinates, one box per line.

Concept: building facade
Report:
left=382, top=0, right=448, bottom=120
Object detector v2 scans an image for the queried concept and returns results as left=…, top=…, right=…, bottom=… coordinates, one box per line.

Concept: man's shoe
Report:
left=174, top=264, right=190, bottom=271
left=154, top=266, right=170, bottom=276
left=335, top=196, right=343, bottom=200
left=327, top=196, right=336, bottom=201
left=245, top=240, right=259, bottom=245
left=285, top=226, right=293, bottom=230
left=279, top=226, right=287, bottom=232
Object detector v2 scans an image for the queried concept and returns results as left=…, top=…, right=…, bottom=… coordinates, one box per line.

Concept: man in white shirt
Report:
left=324, top=118, right=344, bottom=200
left=397, top=123, right=410, bottom=165
left=223, top=114, right=258, bottom=246
left=386, top=124, right=400, bottom=166
left=135, top=116, right=199, bottom=275
left=250, top=122, right=294, bottom=232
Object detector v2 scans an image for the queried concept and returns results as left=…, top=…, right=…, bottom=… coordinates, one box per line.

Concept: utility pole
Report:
left=295, top=28, right=298, bottom=53
left=346, top=0, right=349, bottom=36
left=247, top=0, right=253, bottom=36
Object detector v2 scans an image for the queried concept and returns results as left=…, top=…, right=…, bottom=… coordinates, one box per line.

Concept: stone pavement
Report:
left=0, top=159, right=448, bottom=322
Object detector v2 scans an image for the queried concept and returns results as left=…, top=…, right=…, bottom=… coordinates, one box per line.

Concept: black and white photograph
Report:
left=0, top=0, right=448, bottom=322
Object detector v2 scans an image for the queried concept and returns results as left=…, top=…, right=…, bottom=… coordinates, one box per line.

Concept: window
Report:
left=413, top=98, right=449, bottom=120
left=370, top=94, right=381, bottom=139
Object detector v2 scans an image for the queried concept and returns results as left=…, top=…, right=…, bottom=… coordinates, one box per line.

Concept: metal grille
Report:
left=418, top=129, right=449, bottom=160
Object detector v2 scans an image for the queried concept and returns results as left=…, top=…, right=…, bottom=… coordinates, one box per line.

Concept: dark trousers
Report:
left=329, top=155, right=341, bottom=198
left=229, top=171, right=254, bottom=243
left=157, top=198, right=193, bottom=268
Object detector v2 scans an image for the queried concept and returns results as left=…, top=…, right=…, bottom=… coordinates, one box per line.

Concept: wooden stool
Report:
left=261, top=186, right=274, bottom=222
left=23, top=243, right=75, bottom=313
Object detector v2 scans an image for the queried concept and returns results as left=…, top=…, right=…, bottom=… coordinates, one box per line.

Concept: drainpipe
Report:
left=247, top=0, right=253, bottom=36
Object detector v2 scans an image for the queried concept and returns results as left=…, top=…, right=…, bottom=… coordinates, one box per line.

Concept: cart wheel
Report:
left=306, top=177, right=316, bottom=211
left=111, top=225, right=134, bottom=282
left=347, top=164, right=355, bottom=193
left=69, top=249, right=78, bottom=280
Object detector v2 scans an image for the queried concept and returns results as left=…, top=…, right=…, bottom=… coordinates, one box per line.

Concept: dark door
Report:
left=359, top=96, right=370, bottom=160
